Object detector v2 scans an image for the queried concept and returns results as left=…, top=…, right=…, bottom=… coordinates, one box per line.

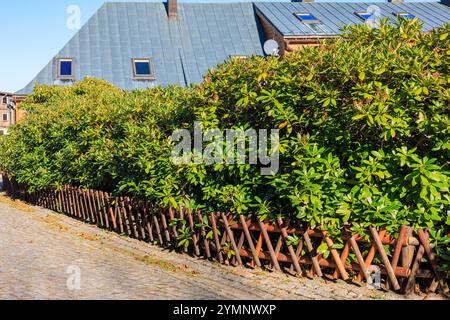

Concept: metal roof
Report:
left=17, top=2, right=450, bottom=94
left=18, top=2, right=265, bottom=94
left=254, top=2, right=450, bottom=37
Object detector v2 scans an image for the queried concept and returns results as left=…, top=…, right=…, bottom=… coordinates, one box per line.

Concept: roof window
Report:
left=57, top=58, right=74, bottom=80
left=355, top=12, right=374, bottom=21
left=396, top=12, right=416, bottom=20
left=132, top=58, right=154, bottom=80
left=294, top=12, right=321, bottom=24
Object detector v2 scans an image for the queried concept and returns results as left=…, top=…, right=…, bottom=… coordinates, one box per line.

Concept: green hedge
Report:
left=1, top=20, right=449, bottom=268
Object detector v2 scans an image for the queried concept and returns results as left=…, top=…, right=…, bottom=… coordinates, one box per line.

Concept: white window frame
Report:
left=229, top=55, right=248, bottom=60
left=57, top=58, right=75, bottom=80
left=395, top=12, right=416, bottom=20
left=294, top=12, right=321, bottom=24
left=355, top=11, right=374, bottom=21
left=132, top=58, right=155, bottom=80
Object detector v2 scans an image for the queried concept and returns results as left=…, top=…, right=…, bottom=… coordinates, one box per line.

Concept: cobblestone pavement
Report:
left=0, top=193, right=435, bottom=300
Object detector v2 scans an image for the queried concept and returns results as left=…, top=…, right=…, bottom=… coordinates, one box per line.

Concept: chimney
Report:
left=167, top=0, right=177, bottom=19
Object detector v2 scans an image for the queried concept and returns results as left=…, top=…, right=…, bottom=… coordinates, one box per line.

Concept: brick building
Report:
left=0, top=93, right=26, bottom=135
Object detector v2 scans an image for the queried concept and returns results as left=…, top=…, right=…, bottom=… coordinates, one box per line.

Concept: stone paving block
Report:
left=0, top=197, right=438, bottom=300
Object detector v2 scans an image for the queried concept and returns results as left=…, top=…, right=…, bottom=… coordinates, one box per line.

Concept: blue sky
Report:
left=0, top=0, right=439, bottom=92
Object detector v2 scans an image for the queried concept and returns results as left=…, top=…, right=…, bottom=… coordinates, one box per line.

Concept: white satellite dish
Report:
left=263, top=39, right=280, bottom=56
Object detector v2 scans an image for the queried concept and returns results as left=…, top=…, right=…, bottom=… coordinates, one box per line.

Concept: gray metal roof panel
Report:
left=18, top=2, right=264, bottom=94
left=254, top=2, right=450, bottom=37
left=18, top=2, right=449, bottom=94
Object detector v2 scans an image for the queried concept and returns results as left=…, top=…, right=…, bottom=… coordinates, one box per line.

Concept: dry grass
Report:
left=108, top=245, right=199, bottom=277
left=0, top=191, right=206, bottom=280
left=0, top=194, right=34, bottom=212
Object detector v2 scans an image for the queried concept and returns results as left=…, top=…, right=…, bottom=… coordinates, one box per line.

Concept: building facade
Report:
left=0, top=93, right=14, bottom=136
left=0, top=93, right=26, bottom=135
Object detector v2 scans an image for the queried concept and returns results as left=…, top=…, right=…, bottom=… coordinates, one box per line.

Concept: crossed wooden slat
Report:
left=3, top=174, right=448, bottom=295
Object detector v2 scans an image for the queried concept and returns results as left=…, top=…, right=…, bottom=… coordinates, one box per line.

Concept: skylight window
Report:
left=57, top=58, right=74, bottom=79
left=355, top=12, right=374, bottom=21
left=396, top=12, right=416, bottom=20
left=294, top=12, right=320, bottom=24
left=132, top=58, right=154, bottom=80
left=229, top=55, right=248, bottom=60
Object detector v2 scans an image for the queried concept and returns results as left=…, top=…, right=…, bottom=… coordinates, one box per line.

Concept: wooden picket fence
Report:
left=2, top=174, right=449, bottom=295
